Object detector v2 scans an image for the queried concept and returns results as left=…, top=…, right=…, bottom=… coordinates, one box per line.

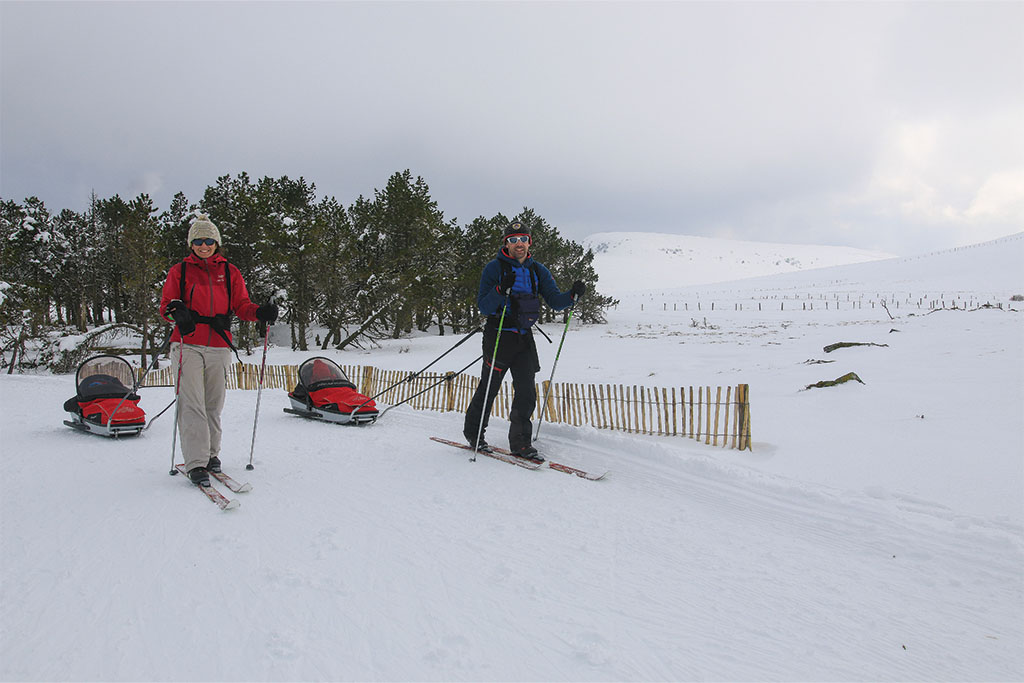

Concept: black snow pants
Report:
left=464, top=322, right=540, bottom=451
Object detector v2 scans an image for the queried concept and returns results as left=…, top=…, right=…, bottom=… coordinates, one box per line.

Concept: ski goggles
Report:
left=505, top=235, right=530, bottom=244
left=191, top=238, right=217, bottom=246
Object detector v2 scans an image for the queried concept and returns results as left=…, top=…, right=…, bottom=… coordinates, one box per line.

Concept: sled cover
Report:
left=65, top=355, right=146, bottom=426
left=291, top=357, right=377, bottom=414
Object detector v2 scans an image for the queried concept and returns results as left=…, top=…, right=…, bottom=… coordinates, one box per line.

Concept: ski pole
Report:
left=472, top=297, right=509, bottom=462
left=246, top=317, right=272, bottom=471
left=534, top=296, right=577, bottom=441
left=168, top=340, right=185, bottom=476
left=349, top=326, right=481, bottom=418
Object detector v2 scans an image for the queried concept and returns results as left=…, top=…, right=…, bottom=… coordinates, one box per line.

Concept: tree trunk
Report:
left=7, top=328, right=25, bottom=374
left=140, top=320, right=149, bottom=370
left=321, top=326, right=340, bottom=350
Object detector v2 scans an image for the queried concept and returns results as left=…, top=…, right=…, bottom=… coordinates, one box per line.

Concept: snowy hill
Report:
left=676, top=231, right=1024, bottom=297
left=1, top=234, right=1022, bottom=681
left=584, top=231, right=894, bottom=295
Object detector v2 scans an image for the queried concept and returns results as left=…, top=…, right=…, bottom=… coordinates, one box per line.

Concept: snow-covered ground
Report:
left=1, top=233, right=1022, bottom=681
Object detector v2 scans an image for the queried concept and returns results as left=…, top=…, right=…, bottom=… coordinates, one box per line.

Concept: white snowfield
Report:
left=584, top=231, right=895, bottom=292
left=1, top=232, right=1021, bottom=681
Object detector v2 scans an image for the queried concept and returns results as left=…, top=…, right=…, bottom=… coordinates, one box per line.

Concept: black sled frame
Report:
left=63, top=354, right=147, bottom=438
left=283, top=356, right=379, bottom=426
left=63, top=328, right=175, bottom=438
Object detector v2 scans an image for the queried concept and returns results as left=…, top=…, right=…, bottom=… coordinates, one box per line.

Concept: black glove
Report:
left=166, top=299, right=196, bottom=336
left=570, top=280, right=587, bottom=300
left=165, top=299, right=185, bottom=316
left=497, top=271, right=517, bottom=295
left=255, top=302, right=279, bottom=324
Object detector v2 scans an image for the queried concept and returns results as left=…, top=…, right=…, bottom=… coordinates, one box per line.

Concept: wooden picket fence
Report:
left=142, top=363, right=752, bottom=450
left=539, top=382, right=752, bottom=450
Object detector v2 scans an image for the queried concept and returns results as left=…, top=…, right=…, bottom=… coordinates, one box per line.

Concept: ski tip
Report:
left=547, top=462, right=609, bottom=481
left=223, top=499, right=241, bottom=511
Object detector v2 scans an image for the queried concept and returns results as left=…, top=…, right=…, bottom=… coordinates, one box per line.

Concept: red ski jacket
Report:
left=159, top=253, right=260, bottom=348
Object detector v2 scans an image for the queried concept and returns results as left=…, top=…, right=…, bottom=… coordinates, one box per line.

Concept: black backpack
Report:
left=179, top=260, right=241, bottom=360
left=499, top=260, right=541, bottom=329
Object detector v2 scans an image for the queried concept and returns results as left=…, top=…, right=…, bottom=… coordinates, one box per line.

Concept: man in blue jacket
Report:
left=464, top=220, right=586, bottom=461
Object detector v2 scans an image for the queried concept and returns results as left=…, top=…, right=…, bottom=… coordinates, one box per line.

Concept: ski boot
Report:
left=512, top=444, right=545, bottom=463
left=465, top=433, right=493, bottom=454
left=187, top=467, right=211, bottom=487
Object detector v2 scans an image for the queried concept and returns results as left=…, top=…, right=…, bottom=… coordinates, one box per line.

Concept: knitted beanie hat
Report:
left=503, top=219, right=531, bottom=239
left=187, top=214, right=222, bottom=245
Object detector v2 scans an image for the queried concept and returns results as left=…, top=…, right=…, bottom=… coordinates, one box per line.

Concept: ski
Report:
left=429, top=437, right=607, bottom=480
left=480, top=443, right=607, bottom=480
left=429, top=436, right=542, bottom=470
left=174, top=464, right=240, bottom=510
left=548, top=461, right=608, bottom=481
left=210, top=470, right=252, bottom=493
left=283, top=406, right=378, bottom=425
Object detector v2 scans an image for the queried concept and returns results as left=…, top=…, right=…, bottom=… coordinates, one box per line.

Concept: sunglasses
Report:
left=506, top=235, right=530, bottom=244
left=191, top=238, right=217, bottom=246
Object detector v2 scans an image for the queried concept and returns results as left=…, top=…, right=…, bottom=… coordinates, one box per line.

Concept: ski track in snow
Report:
left=1, top=377, right=1021, bottom=681
left=2, top=235, right=1023, bottom=681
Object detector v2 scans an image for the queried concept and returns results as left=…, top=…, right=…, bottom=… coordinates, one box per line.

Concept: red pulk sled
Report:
left=283, top=357, right=378, bottom=425
left=63, top=355, right=147, bottom=437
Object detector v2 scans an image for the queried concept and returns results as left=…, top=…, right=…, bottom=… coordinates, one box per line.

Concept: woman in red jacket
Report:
left=160, top=214, right=277, bottom=486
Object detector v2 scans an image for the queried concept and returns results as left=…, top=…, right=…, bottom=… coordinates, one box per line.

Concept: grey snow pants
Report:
left=172, top=342, right=232, bottom=473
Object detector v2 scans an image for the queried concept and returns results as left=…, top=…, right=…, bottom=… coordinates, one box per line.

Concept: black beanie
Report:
left=504, top=220, right=531, bottom=238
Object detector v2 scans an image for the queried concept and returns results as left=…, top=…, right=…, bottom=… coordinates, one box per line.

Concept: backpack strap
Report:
left=179, top=259, right=241, bottom=362
left=494, top=260, right=542, bottom=331
left=224, top=261, right=232, bottom=312
left=499, top=260, right=538, bottom=294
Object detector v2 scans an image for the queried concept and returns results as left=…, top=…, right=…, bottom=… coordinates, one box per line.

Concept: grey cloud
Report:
left=2, top=1, right=1021, bottom=256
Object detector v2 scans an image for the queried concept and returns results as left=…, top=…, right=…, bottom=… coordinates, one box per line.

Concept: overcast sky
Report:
left=2, top=1, right=1021, bottom=255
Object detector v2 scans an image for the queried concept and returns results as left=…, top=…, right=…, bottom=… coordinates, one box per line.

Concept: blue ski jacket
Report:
left=477, top=248, right=575, bottom=330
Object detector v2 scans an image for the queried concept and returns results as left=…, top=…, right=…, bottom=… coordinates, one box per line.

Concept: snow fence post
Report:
left=736, top=384, right=752, bottom=451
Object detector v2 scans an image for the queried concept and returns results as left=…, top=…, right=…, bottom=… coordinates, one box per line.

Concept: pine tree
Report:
left=119, top=195, right=165, bottom=359
left=343, top=194, right=389, bottom=347
left=51, top=208, right=91, bottom=331
left=312, top=195, right=357, bottom=349
left=0, top=200, right=32, bottom=348
left=339, top=171, right=450, bottom=342
left=156, top=192, right=196, bottom=268
left=455, top=216, right=507, bottom=328
left=93, top=195, right=134, bottom=324
left=82, top=193, right=108, bottom=326
left=254, top=176, right=320, bottom=351
left=4, top=197, right=57, bottom=334
left=375, top=170, right=447, bottom=338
